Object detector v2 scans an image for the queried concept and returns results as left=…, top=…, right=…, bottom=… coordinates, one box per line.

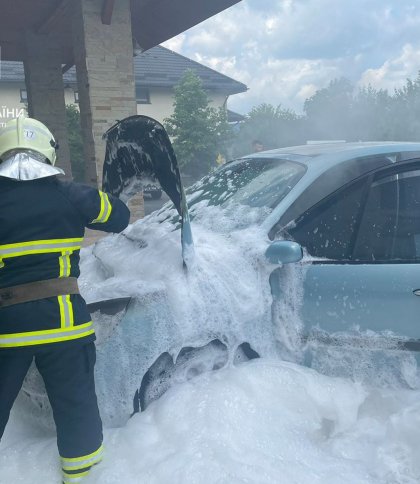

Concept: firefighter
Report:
left=0, top=117, right=130, bottom=482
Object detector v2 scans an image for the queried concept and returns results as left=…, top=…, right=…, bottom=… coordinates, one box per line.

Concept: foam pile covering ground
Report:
left=3, top=359, right=420, bottom=483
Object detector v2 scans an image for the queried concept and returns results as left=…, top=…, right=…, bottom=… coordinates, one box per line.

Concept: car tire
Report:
left=134, top=340, right=259, bottom=412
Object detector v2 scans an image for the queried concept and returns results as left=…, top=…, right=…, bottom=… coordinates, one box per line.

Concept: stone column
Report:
left=72, top=0, right=137, bottom=189
left=23, top=32, right=72, bottom=179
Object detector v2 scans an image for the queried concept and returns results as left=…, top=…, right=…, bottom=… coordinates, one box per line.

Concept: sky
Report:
left=162, top=0, right=420, bottom=115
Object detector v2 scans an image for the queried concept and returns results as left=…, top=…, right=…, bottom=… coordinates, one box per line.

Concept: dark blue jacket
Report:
left=0, top=176, right=130, bottom=351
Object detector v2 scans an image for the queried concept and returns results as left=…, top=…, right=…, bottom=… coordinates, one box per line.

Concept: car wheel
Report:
left=134, top=340, right=260, bottom=412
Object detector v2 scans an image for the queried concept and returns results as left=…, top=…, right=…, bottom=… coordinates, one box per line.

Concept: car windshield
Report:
left=188, top=158, right=306, bottom=210
left=154, top=158, right=306, bottom=230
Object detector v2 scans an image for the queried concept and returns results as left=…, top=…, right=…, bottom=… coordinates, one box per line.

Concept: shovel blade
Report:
left=102, top=115, right=194, bottom=267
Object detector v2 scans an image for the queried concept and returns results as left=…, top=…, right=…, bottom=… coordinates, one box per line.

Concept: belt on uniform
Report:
left=0, top=277, right=79, bottom=308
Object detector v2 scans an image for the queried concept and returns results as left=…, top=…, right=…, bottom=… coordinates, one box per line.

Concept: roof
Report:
left=133, top=46, right=247, bottom=94
left=0, top=0, right=241, bottom=62
left=227, top=110, right=246, bottom=122
left=0, top=46, right=247, bottom=96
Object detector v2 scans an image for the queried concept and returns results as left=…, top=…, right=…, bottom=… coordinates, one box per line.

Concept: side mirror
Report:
left=265, top=240, right=303, bottom=265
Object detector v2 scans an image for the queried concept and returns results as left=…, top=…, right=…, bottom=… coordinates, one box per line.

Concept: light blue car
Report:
left=21, top=141, right=420, bottom=427
left=186, top=141, right=420, bottom=348
left=184, top=141, right=420, bottom=380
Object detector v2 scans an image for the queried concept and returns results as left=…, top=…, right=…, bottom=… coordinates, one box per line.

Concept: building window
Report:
left=20, top=89, right=28, bottom=103
left=74, top=91, right=79, bottom=103
left=136, top=87, right=150, bottom=104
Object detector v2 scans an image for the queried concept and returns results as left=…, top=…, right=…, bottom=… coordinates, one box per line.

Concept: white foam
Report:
left=3, top=360, right=420, bottom=483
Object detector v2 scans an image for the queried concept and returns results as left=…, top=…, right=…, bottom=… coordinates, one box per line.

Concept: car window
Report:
left=158, top=158, right=306, bottom=230
left=187, top=158, right=306, bottom=210
left=353, top=168, right=420, bottom=261
left=285, top=179, right=367, bottom=260
left=223, top=161, right=306, bottom=209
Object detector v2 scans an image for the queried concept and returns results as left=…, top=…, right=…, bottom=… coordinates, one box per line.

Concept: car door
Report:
left=272, top=160, right=420, bottom=349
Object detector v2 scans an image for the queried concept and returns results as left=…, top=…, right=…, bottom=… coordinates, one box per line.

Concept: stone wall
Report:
left=72, top=0, right=138, bottom=189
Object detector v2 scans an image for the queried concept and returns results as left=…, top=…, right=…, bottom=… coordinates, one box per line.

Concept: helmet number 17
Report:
left=24, top=129, right=36, bottom=140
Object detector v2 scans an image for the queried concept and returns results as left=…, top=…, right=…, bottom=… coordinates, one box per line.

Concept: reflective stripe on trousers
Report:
left=62, top=444, right=104, bottom=483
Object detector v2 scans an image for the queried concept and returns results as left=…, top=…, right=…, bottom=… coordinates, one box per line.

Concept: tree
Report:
left=232, top=103, right=304, bottom=157
left=66, top=105, right=84, bottom=182
left=351, top=85, right=393, bottom=141
left=304, top=78, right=354, bottom=140
left=164, top=69, right=232, bottom=179
left=391, top=72, right=420, bottom=141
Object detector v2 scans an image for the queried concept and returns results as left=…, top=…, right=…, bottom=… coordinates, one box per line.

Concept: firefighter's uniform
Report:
left=0, top=117, right=130, bottom=483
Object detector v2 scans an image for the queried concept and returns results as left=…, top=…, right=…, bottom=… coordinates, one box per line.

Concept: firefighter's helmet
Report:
left=0, top=117, right=58, bottom=165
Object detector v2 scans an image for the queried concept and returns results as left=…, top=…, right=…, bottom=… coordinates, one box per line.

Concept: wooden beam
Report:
left=37, top=0, right=72, bottom=35
left=0, top=29, right=24, bottom=61
left=101, top=0, right=116, bottom=25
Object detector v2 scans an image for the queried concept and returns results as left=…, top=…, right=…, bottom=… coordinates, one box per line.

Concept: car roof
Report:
left=245, top=141, right=420, bottom=167
left=241, top=142, right=420, bottom=235
left=242, top=141, right=420, bottom=200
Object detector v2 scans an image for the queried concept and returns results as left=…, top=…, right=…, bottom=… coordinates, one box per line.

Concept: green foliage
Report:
left=304, top=78, right=354, bottom=140
left=164, top=69, right=233, bottom=179
left=232, top=103, right=305, bottom=157
left=391, top=73, right=420, bottom=140
left=234, top=72, right=420, bottom=152
left=301, top=73, right=420, bottom=142
left=351, top=85, right=394, bottom=140
left=65, top=104, right=84, bottom=182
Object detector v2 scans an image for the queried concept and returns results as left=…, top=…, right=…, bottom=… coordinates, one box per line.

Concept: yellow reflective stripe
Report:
left=59, top=255, right=65, bottom=277
left=58, top=295, right=74, bottom=328
left=0, top=322, right=94, bottom=348
left=0, top=238, right=83, bottom=250
left=62, top=470, right=91, bottom=483
left=59, top=250, right=72, bottom=278
left=67, top=296, right=74, bottom=326
left=0, top=238, right=83, bottom=259
left=61, top=444, right=104, bottom=470
left=91, top=191, right=112, bottom=224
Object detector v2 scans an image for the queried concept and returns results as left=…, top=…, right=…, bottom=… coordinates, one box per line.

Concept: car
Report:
left=143, top=182, right=163, bottom=200
left=20, top=141, right=420, bottom=428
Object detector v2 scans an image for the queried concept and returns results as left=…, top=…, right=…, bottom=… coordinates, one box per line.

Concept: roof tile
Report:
left=0, top=45, right=247, bottom=95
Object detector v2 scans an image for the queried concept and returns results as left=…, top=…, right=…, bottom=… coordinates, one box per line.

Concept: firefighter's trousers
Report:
left=0, top=343, right=103, bottom=482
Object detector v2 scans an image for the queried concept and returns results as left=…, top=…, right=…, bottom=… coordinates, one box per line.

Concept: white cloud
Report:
left=162, top=34, right=186, bottom=52
left=297, top=84, right=318, bottom=101
left=359, top=44, right=420, bottom=91
left=228, top=57, right=342, bottom=113
left=163, top=0, right=420, bottom=113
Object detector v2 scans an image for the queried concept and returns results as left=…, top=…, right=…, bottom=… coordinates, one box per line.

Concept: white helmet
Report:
left=0, top=117, right=64, bottom=180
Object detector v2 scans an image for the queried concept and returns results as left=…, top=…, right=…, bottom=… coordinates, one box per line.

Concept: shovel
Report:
left=87, top=115, right=194, bottom=317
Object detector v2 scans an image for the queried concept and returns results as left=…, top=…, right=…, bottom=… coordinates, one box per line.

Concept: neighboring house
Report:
left=0, top=45, right=247, bottom=126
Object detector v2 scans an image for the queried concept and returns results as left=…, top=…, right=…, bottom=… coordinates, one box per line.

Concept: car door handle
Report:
left=414, top=289, right=420, bottom=296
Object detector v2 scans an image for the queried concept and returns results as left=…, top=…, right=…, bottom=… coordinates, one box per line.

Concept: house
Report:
left=0, top=0, right=243, bottom=187
left=0, top=45, right=247, bottom=126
